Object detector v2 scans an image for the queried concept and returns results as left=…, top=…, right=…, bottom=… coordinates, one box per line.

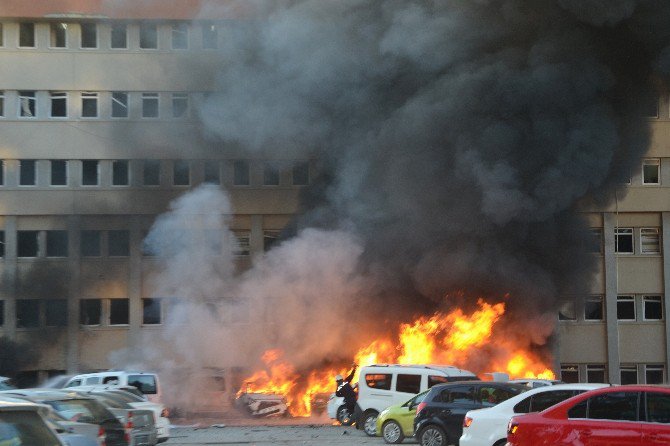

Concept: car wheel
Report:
left=419, top=425, right=447, bottom=446
left=382, top=420, right=404, bottom=444
left=337, top=406, right=354, bottom=426
left=493, top=440, right=507, bottom=446
left=362, top=411, right=379, bottom=437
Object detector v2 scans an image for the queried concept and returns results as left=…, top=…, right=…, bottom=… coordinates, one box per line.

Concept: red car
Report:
left=507, top=385, right=670, bottom=445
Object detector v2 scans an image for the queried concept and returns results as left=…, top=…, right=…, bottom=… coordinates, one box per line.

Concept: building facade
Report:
left=0, top=2, right=668, bottom=388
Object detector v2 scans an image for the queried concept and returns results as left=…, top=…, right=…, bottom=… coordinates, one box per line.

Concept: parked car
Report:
left=507, top=384, right=670, bottom=445
left=375, top=390, right=428, bottom=443
left=1, top=389, right=129, bottom=446
left=83, top=386, right=171, bottom=444
left=413, top=381, right=528, bottom=446
left=72, top=387, right=158, bottom=446
left=0, top=396, right=65, bottom=446
left=459, top=383, right=610, bottom=446
left=344, top=364, right=478, bottom=436
left=508, top=378, right=563, bottom=388
left=235, top=392, right=290, bottom=417
left=64, top=371, right=162, bottom=404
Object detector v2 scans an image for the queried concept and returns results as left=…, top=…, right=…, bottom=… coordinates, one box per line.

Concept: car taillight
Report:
left=124, top=412, right=133, bottom=443
left=161, top=407, right=169, bottom=418
left=507, top=420, right=519, bottom=435
left=97, top=426, right=106, bottom=446
left=463, top=416, right=473, bottom=428
left=415, top=402, right=427, bottom=416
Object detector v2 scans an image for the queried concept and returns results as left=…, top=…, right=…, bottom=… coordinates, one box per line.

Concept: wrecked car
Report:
left=235, top=392, right=289, bottom=417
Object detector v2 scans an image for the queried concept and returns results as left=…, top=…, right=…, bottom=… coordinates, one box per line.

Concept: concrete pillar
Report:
left=66, top=215, right=81, bottom=373
left=128, top=217, right=143, bottom=347
left=662, top=212, right=670, bottom=378
left=3, top=217, right=18, bottom=338
left=249, top=215, right=263, bottom=260
left=603, top=213, right=620, bottom=384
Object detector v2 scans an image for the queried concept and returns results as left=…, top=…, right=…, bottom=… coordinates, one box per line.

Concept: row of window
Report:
left=0, top=159, right=310, bottom=188
left=0, top=21, right=220, bottom=51
left=0, top=228, right=258, bottom=258
left=0, top=90, right=192, bottom=120
left=559, top=295, right=664, bottom=322
left=1, top=298, right=162, bottom=328
left=560, top=363, right=665, bottom=385
left=590, top=227, right=662, bottom=255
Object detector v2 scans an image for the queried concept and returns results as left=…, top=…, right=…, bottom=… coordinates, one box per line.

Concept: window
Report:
left=80, top=230, right=101, bottom=257
left=204, top=161, right=220, bottom=184
left=646, top=365, right=664, bottom=384
left=110, top=299, right=129, bottom=325
left=0, top=231, right=4, bottom=257
left=263, top=164, right=280, bottom=186
left=80, top=299, right=101, bottom=325
left=202, top=22, right=218, bottom=49
left=640, top=228, right=661, bottom=254
left=17, top=231, right=38, bottom=257
left=172, top=93, right=188, bottom=118
left=171, top=23, right=188, bottom=49
left=50, top=22, right=67, bottom=48
left=560, top=364, right=579, bottom=383
left=233, top=160, right=250, bottom=185
left=112, top=160, right=129, bottom=186
left=111, top=92, right=128, bottom=118
left=615, top=228, right=633, bottom=254
left=50, top=92, right=67, bottom=118
left=646, top=392, right=670, bottom=423
left=18, top=91, right=36, bottom=117
left=586, top=364, right=606, bottom=383
left=45, top=299, right=67, bottom=327
left=234, top=232, right=250, bottom=256
left=0, top=90, right=4, bottom=117
left=19, top=23, right=35, bottom=47
left=440, top=386, right=474, bottom=404
left=643, top=295, right=663, bottom=321
left=142, top=298, right=162, bottom=325
left=108, top=230, right=130, bottom=257
left=587, top=392, right=638, bottom=421
left=81, top=92, right=98, bottom=118
left=0, top=160, right=3, bottom=185
left=642, top=159, right=660, bottom=184
left=16, top=300, right=39, bottom=328
left=620, top=366, right=638, bottom=385
left=110, top=23, right=127, bottom=49
left=81, top=160, right=99, bottom=186
left=143, top=160, right=160, bottom=186
left=46, top=231, right=68, bottom=257
left=584, top=295, right=603, bottom=321
left=558, top=298, right=576, bottom=321
left=364, top=374, right=391, bottom=390
left=139, top=23, right=158, bottom=49
left=513, top=390, right=576, bottom=414
left=173, top=160, right=190, bottom=186
left=264, top=231, right=280, bottom=252
left=80, top=23, right=97, bottom=48
left=427, top=375, right=449, bottom=387
left=292, top=162, right=309, bottom=185
left=19, top=160, right=36, bottom=186
left=617, top=295, right=635, bottom=321
left=142, top=93, right=159, bottom=118
left=396, top=374, right=421, bottom=394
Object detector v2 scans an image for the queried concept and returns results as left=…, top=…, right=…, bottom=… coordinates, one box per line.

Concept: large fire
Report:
left=238, top=299, right=555, bottom=416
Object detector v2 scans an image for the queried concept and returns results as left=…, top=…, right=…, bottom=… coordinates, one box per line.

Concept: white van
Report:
left=354, top=364, right=478, bottom=436
left=63, top=371, right=161, bottom=403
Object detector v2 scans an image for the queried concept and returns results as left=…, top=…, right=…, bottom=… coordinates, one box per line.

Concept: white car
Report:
left=508, top=378, right=563, bottom=388
left=459, top=382, right=610, bottom=446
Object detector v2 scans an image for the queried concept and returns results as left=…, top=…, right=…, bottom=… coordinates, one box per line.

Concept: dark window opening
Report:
left=111, top=92, right=128, bottom=118
left=292, top=162, right=309, bottom=185
left=17, top=231, right=38, bottom=257
left=233, top=160, right=249, bottom=186
left=81, top=160, right=99, bottom=186
left=112, top=160, right=129, bottom=186
left=16, top=300, right=39, bottom=328
left=173, top=160, right=190, bottom=186
left=45, top=299, right=67, bottom=327
left=108, top=230, right=130, bottom=257
left=80, top=299, right=101, bottom=325
left=396, top=374, right=421, bottom=394
left=110, top=299, right=129, bottom=325
left=46, top=230, right=68, bottom=257
left=204, top=161, right=220, bottom=184
left=19, top=160, right=36, bottom=186
left=111, top=24, right=127, bottom=48
left=81, top=230, right=101, bottom=257
left=142, top=298, right=162, bottom=325
left=19, top=23, right=35, bottom=47
left=140, top=23, right=158, bottom=49
left=51, top=160, right=67, bottom=185
left=263, top=164, right=280, bottom=186
left=617, top=296, right=635, bottom=321
left=143, top=160, right=160, bottom=186
left=80, top=23, right=97, bottom=48
left=585, top=296, right=603, bottom=321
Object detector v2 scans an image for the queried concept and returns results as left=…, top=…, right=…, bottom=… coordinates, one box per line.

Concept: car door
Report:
left=563, top=391, right=642, bottom=445
left=641, top=391, right=670, bottom=445
left=442, top=385, right=478, bottom=433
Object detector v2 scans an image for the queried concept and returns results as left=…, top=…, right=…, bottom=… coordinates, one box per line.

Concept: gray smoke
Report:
left=118, top=1, right=670, bottom=403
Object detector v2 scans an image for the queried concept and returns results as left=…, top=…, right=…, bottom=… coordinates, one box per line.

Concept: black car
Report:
left=413, top=381, right=527, bottom=446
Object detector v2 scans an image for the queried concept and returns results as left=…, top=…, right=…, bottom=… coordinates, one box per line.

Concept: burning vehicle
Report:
left=235, top=392, right=289, bottom=418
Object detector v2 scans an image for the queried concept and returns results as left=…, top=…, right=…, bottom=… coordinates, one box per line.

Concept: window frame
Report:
left=50, top=91, right=68, bottom=118
left=643, top=295, right=663, bottom=321
left=642, top=159, right=660, bottom=185
left=172, top=160, right=190, bottom=186
left=109, top=298, right=130, bottom=326
left=16, top=299, right=40, bottom=329
left=17, top=230, right=39, bottom=257
left=46, top=230, right=69, bottom=258
left=80, top=298, right=102, bottom=326
left=584, top=295, right=604, bottom=321
left=80, top=22, right=98, bottom=49
left=640, top=227, right=661, bottom=255
left=111, top=92, right=129, bottom=118
left=585, top=364, right=606, bottom=383
left=80, top=230, right=102, bottom=257
left=19, top=159, right=37, bottom=186
left=81, top=160, right=100, bottom=186
left=233, top=160, right=250, bottom=186
left=142, top=298, right=162, bottom=325
left=234, top=231, right=250, bottom=256
left=18, top=22, right=35, bottom=48
left=172, top=93, right=188, bottom=118
left=143, top=159, right=160, bottom=186
left=81, top=92, right=99, bottom=118
left=112, top=160, right=130, bottom=186
left=620, top=365, right=638, bottom=385
left=615, top=227, right=634, bottom=254
left=49, top=22, right=68, bottom=48
left=616, top=295, right=636, bottom=321
left=171, top=22, right=189, bottom=49
left=139, top=22, right=158, bottom=49
left=45, top=299, right=68, bottom=327
left=18, top=91, right=36, bottom=118
left=141, top=93, right=159, bottom=118
left=645, top=365, right=665, bottom=384
left=110, top=23, right=127, bottom=49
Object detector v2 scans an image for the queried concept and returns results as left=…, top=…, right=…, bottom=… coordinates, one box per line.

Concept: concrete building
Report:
left=0, top=1, right=667, bottom=387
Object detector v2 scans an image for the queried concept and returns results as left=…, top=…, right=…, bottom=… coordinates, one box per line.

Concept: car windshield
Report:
left=0, top=410, right=62, bottom=446
left=45, top=398, right=114, bottom=424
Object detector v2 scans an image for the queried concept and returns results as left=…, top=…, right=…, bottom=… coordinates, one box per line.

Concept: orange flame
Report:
left=238, top=299, right=555, bottom=416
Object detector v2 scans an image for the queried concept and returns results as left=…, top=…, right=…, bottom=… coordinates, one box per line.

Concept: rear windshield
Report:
left=127, top=375, right=157, bottom=395
left=0, top=411, right=62, bottom=446
left=46, top=398, right=114, bottom=424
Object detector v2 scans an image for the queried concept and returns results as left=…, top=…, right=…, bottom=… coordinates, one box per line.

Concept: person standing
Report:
left=335, top=363, right=358, bottom=424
